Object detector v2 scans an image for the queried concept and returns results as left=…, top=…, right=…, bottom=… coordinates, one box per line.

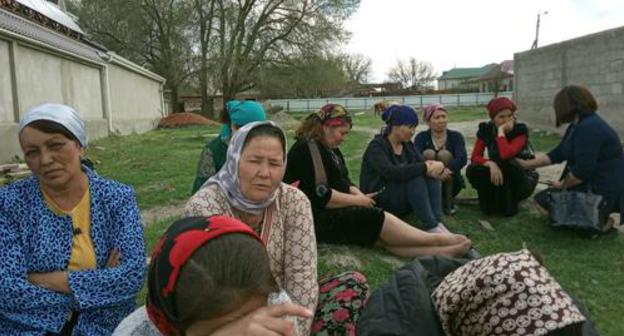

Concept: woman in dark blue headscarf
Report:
left=360, top=104, right=454, bottom=234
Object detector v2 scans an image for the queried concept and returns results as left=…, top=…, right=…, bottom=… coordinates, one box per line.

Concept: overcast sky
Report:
left=344, top=0, right=624, bottom=82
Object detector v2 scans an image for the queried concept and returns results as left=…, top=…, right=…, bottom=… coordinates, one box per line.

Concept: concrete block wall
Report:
left=515, top=26, right=624, bottom=138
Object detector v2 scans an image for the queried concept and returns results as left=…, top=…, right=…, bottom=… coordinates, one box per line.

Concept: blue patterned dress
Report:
left=0, top=168, right=146, bottom=335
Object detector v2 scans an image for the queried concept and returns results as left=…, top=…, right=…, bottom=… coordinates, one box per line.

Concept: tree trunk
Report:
left=169, top=84, right=181, bottom=113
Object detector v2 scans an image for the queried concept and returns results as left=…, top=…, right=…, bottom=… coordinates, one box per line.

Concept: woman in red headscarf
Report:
left=466, top=97, right=538, bottom=216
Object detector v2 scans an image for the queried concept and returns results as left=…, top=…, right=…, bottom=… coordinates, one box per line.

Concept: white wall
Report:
left=0, top=31, right=165, bottom=162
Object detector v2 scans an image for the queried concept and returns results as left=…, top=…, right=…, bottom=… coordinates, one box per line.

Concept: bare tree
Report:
left=341, top=53, right=372, bottom=87
left=192, top=0, right=217, bottom=115
left=211, top=0, right=359, bottom=107
left=387, top=57, right=436, bottom=90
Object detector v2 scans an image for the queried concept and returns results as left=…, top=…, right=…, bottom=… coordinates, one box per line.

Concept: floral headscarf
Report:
left=315, top=104, right=352, bottom=128
left=432, top=249, right=585, bottom=336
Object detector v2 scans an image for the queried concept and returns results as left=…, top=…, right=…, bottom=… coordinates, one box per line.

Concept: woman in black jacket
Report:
left=414, top=104, right=468, bottom=215
left=360, top=104, right=452, bottom=233
left=284, top=104, right=471, bottom=258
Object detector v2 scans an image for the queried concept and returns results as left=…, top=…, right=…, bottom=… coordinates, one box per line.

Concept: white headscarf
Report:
left=19, top=104, right=88, bottom=148
left=206, top=121, right=287, bottom=215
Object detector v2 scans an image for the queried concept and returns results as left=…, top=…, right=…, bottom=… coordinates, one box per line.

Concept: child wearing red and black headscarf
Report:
left=466, top=97, right=538, bottom=216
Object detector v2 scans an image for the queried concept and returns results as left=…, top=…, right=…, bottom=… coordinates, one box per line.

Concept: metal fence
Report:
left=267, top=91, right=513, bottom=112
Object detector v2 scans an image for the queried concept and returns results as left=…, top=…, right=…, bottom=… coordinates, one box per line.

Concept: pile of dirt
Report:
left=158, top=112, right=218, bottom=128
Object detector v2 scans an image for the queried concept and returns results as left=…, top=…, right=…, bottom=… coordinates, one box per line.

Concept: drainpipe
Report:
left=98, top=51, right=113, bottom=134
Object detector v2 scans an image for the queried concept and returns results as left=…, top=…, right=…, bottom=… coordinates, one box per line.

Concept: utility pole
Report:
left=531, top=11, right=548, bottom=49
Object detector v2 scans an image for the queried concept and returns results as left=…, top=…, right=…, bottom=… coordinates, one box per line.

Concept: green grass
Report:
left=88, top=125, right=221, bottom=209
left=87, top=107, right=623, bottom=335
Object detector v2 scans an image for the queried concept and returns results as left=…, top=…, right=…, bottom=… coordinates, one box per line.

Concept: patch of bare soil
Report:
left=158, top=112, right=218, bottom=128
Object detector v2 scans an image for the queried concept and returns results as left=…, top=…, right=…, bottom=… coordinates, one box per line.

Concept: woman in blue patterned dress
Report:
left=0, top=104, right=146, bottom=335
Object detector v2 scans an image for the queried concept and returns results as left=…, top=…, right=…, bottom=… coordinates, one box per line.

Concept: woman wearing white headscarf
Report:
left=0, top=104, right=146, bottom=335
left=186, top=121, right=369, bottom=336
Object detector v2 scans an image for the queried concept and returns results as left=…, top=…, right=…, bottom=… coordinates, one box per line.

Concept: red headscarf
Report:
left=486, top=97, right=516, bottom=119
left=146, top=216, right=262, bottom=335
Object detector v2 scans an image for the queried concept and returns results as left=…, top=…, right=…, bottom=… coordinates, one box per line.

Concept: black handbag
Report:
left=544, top=187, right=610, bottom=232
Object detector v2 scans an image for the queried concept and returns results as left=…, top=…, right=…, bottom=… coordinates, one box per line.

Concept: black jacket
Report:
left=356, top=256, right=467, bottom=336
left=360, top=134, right=427, bottom=194
left=284, top=139, right=352, bottom=212
left=357, top=256, right=599, bottom=336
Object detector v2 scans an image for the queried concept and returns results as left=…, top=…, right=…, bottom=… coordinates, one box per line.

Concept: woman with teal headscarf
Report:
left=191, top=100, right=266, bottom=194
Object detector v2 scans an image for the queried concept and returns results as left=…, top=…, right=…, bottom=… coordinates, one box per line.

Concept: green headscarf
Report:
left=219, top=100, right=266, bottom=140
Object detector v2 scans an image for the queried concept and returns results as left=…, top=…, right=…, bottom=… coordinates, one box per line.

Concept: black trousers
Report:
left=466, top=161, right=537, bottom=216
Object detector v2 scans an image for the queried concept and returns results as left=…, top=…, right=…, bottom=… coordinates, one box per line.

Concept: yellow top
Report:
left=43, top=187, right=97, bottom=270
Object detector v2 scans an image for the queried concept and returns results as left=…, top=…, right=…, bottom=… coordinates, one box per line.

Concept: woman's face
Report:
left=323, top=125, right=350, bottom=148
left=391, top=124, right=417, bottom=142
left=492, top=108, right=514, bottom=127
left=428, top=109, right=448, bottom=133
left=19, top=126, right=83, bottom=190
left=186, top=295, right=267, bottom=336
left=238, top=136, right=285, bottom=202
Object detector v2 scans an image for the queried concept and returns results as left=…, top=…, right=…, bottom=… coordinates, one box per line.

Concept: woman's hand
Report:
left=349, top=186, right=365, bottom=196
left=106, top=249, right=121, bottom=268
left=211, top=303, right=313, bottom=336
left=485, top=161, right=503, bottom=186
left=514, top=158, right=530, bottom=169
left=425, top=161, right=445, bottom=177
left=354, top=194, right=376, bottom=207
left=439, top=168, right=453, bottom=181
left=550, top=180, right=564, bottom=189
left=498, top=119, right=515, bottom=135
left=28, top=271, right=71, bottom=294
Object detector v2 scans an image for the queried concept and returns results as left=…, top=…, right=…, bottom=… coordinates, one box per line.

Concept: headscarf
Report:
left=19, top=103, right=88, bottom=148
left=207, top=121, right=286, bottom=215
left=486, top=97, right=517, bottom=119
left=146, top=216, right=263, bottom=336
left=424, top=103, right=447, bottom=122
left=381, top=104, right=418, bottom=127
left=315, top=104, right=352, bottom=128
left=381, top=104, right=418, bottom=136
left=219, top=100, right=266, bottom=140
left=432, top=249, right=586, bottom=336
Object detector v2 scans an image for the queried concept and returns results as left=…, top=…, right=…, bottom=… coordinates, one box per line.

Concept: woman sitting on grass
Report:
left=360, top=104, right=453, bottom=234
left=191, top=100, right=266, bottom=194
left=0, top=104, right=145, bottom=335
left=414, top=103, right=468, bottom=215
left=185, top=121, right=369, bottom=335
left=466, top=97, right=537, bottom=217
left=284, top=104, right=471, bottom=258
